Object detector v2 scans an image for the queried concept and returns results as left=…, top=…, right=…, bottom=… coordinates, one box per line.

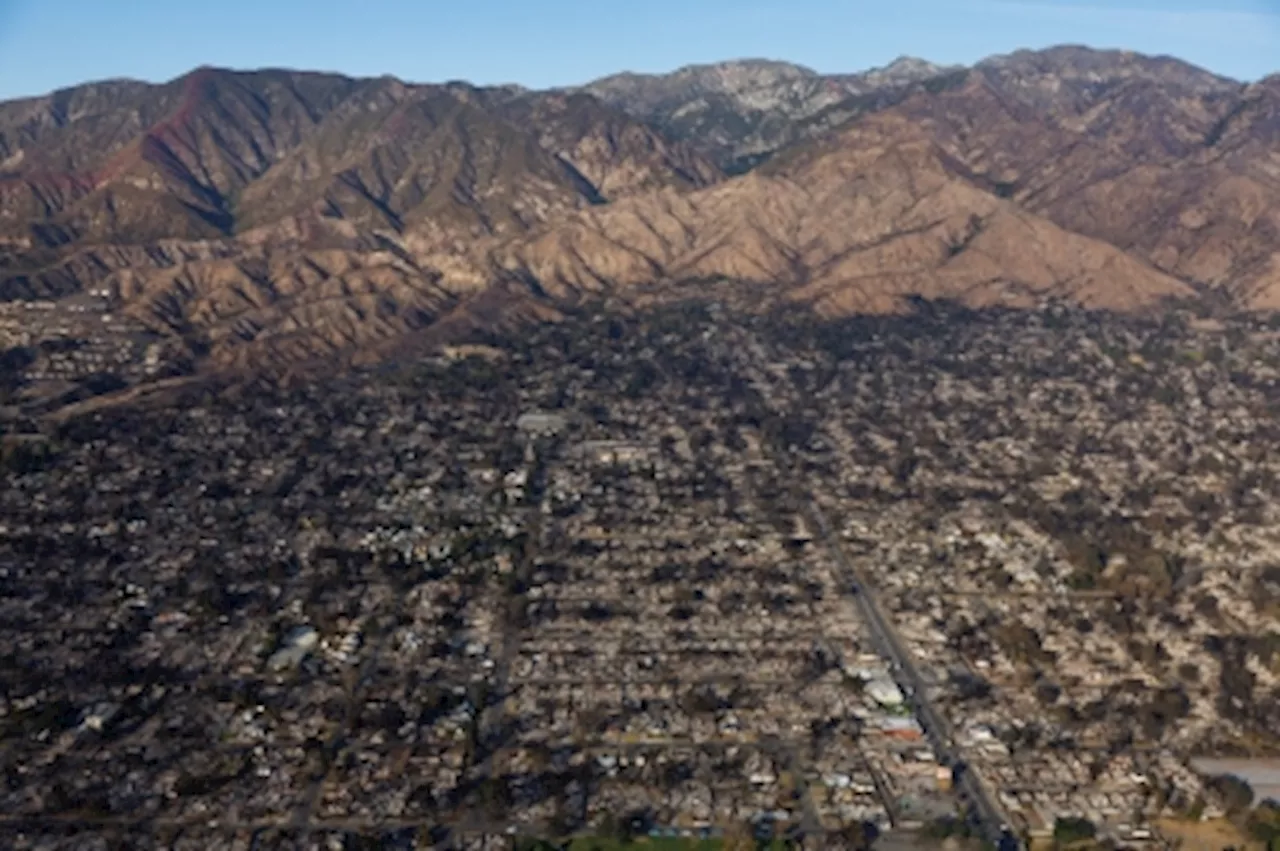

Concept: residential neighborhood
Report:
left=2, top=300, right=1279, bottom=849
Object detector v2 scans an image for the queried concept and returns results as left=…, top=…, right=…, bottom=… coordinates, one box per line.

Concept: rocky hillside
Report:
left=0, top=45, right=1278, bottom=377
left=579, top=56, right=967, bottom=172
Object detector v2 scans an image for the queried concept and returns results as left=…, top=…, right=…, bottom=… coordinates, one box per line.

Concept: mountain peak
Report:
left=680, top=58, right=818, bottom=77
left=882, top=55, right=947, bottom=74
left=977, top=44, right=1238, bottom=90
left=852, top=55, right=965, bottom=88
left=579, top=58, right=818, bottom=109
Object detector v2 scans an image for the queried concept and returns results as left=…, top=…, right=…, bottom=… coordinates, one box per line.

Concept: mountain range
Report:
left=2, top=45, right=1278, bottom=371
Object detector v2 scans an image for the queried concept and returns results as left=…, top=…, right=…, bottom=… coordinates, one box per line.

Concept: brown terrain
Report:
left=1, top=45, right=1278, bottom=373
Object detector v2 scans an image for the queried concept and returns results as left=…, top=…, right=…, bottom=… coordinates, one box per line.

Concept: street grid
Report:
left=13, top=304, right=1276, bottom=848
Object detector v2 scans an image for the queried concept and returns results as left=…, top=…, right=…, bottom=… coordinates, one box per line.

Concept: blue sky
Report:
left=0, top=0, right=1276, bottom=100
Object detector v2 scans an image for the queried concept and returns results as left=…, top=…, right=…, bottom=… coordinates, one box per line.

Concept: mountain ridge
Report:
left=1, top=44, right=1277, bottom=385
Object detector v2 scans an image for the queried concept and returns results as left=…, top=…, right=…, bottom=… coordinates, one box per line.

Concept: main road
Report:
left=730, top=328, right=1020, bottom=849
left=808, top=501, right=1021, bottom=851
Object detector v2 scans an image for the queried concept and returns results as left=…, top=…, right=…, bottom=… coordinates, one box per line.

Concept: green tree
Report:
left=836, top=821, right=880, bottom=850
left=1053, top=816, right=1097, bottom=845
left=1247, top=800, right=1280, bottom=844
left=1207, top=774, right=1254, bottom=815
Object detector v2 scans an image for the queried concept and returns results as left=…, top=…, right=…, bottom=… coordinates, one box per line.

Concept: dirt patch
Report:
left=1156, top=818, right=1263, bottom=851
